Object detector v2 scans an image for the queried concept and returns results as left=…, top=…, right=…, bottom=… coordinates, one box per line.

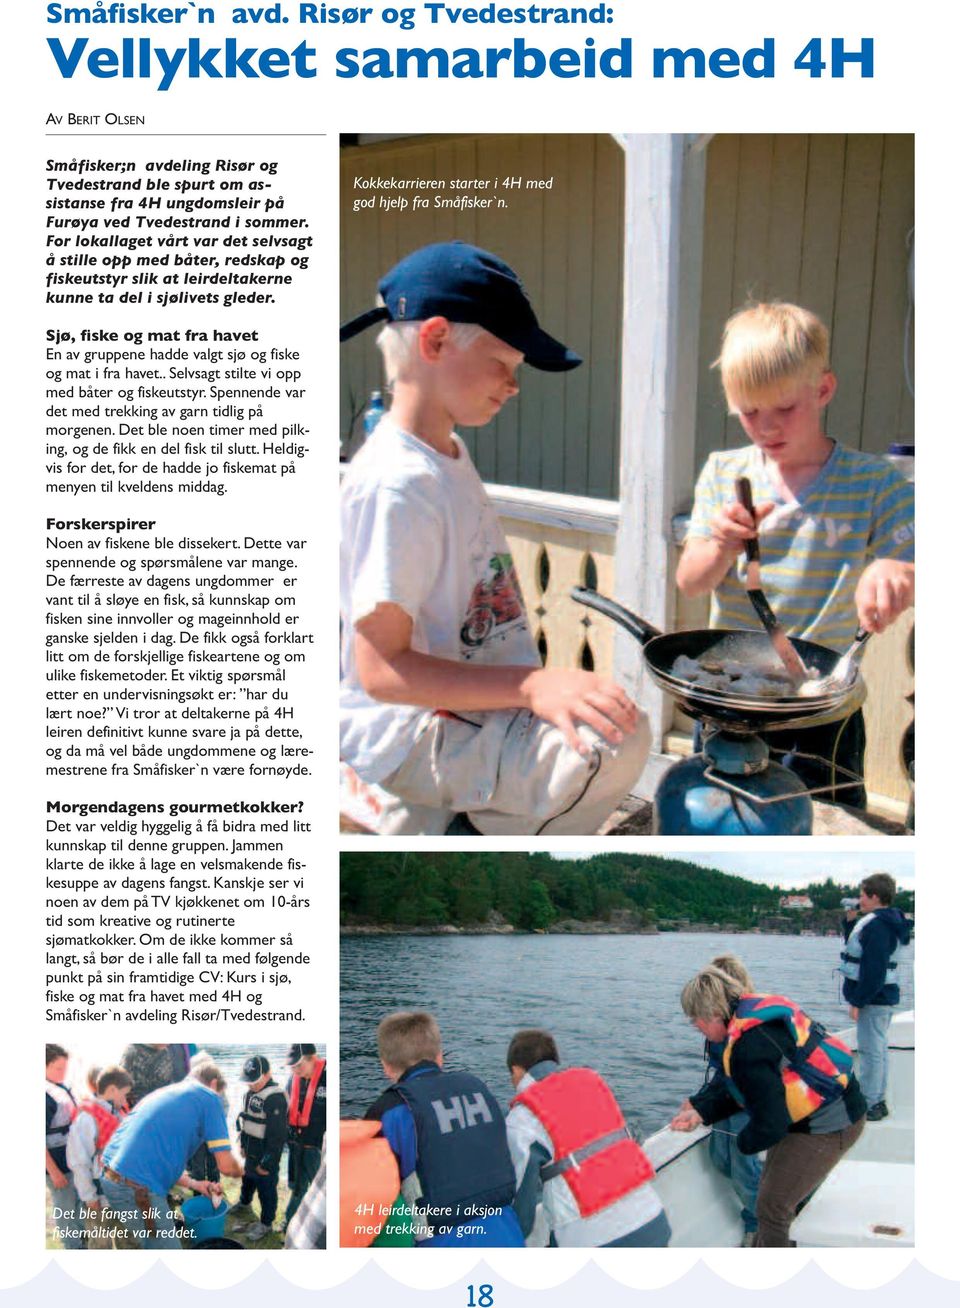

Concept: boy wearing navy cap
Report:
left=340, top=242, right=649, bottom=834
left=234, top=1055, right=288, bottom=1242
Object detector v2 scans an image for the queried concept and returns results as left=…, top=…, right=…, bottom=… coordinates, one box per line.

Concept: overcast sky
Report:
left=554, top=850, right=914, bottom=890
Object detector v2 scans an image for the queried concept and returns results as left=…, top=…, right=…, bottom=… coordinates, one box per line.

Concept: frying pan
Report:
left=571, top=588, right=866, bottom=733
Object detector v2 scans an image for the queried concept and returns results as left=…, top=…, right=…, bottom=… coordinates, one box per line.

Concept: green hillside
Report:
left=340, top=853, right=913, bottom=931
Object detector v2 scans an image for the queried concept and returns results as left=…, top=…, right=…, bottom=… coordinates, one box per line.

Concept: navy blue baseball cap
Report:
left=286, top=1042, right=318, bottom=1066
left=241, top=1054, right=270, bottom=1082
left=339, top=241, right=581, bottom=373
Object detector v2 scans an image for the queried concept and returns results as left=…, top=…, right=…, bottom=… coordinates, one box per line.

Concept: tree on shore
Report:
left=340, top=852, right=913, bottom=931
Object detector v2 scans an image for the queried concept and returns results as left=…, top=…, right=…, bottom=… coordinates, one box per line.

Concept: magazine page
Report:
left=5, top=0, right=950, bottom=1304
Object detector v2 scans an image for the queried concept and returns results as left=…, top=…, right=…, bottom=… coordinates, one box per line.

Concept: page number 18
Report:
left=467, top=1286, right=494, bottom=1307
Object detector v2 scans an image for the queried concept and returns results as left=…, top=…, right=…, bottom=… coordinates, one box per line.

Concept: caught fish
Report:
left=670, top=654, right=794, bottom=697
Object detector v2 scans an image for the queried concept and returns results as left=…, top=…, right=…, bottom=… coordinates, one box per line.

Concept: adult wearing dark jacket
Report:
left=841, top=871, right=912, bottom=1121
left=673, top=964, right=866, bottom=1248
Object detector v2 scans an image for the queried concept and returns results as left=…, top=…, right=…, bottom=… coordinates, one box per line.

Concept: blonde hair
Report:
left=377, top=1010, right=442, bottom=1072
left=375, top=300, right=486, bottom=386
left=709, top=954, right=754, bottom=992
left=680, top=963, right=749, bottom=1023
left=716, top=302, right=830, bottom=410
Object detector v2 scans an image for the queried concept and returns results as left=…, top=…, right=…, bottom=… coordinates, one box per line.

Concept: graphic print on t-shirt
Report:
left=460, top=552, right=528, bottom=656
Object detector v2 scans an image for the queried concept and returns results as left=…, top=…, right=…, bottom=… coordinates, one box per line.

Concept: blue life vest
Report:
left=393, top=1066, right=516, bottom=1226
left=839, top=913, right=901, bottom=985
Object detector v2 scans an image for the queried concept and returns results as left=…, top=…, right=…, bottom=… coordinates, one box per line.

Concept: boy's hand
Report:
left=855, top=559, right=914, bottom=632
left=522, top=668, right=639, bottom=756
left=710, top=498, right=776, bottom=551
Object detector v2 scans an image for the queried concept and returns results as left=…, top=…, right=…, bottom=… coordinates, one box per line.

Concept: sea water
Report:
left=340, top=931, right=914, bottom=1132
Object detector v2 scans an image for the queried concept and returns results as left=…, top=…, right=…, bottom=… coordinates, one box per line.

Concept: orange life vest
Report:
left=340, top=1119, right=401, bottom=1248
left=512, top=1067, right=655, bottom=1218
left=289, top=1059, right=326, bottom=1129
left=78, top=1099, right=122, bottom=1152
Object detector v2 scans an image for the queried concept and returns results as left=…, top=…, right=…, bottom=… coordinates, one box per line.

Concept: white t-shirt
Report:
left=340, top=418, right=539, bottom=782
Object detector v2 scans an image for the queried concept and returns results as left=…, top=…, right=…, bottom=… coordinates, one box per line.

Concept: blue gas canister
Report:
left=654, top=733, right=814, bottom=836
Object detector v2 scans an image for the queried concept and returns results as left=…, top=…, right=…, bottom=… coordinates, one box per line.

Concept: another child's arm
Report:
left=355, top=602, right=639, bottom=757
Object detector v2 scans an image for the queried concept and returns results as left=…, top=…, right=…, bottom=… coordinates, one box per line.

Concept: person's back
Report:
left=120, top=1043, right=176, bottom=1108
left=366, top=1010, right=523, bottom=1247
left=103, top=1078, right=226, bottom=1194
left=718, top=994, right=866, bottom=1150
left=506, top=1030, right=669, bottom=1248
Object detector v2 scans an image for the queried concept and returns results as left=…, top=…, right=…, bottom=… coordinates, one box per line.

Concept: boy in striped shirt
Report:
left=677, top=302, right=914, bottom=807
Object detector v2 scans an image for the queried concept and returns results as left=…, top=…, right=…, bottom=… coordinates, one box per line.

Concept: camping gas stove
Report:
left=652, top=718, right=865, bottom=836
left=572, top=588, right=866, bottom=836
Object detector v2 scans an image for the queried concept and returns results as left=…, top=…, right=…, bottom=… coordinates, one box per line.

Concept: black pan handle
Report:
left=570, top=587, right=663, bottom=646
left=735, top=476, right=760, bottom=563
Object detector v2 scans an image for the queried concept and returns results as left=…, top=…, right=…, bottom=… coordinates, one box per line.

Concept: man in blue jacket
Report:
left=840, top=872, right=913, bottom=1121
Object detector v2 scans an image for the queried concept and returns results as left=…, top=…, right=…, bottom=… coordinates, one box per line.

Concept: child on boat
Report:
left=365, top=1009, right=523, bottom=1246
left=505, top=1027, right=670, bottom=1247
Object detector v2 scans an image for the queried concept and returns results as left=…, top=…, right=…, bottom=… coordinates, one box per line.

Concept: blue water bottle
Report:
left=363, top=390, right=384, bottom=440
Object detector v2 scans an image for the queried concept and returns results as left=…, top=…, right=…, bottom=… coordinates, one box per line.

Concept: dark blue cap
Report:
left=241, top=1054, right=270, bottom=1082
left=340, top=241, right=581, bottom=373
left=286, top=1042, right=317, bottom=1066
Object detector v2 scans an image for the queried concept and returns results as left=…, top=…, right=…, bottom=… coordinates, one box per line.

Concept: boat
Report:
left=643, top=1010, right=915, bottom=1247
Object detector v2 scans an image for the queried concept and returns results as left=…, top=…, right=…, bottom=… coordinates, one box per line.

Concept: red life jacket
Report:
left=289, top=1059, right=326, bottom=1129
left=512, top=1068, right=654, bottom=1218
left=78, top=1099, right=122, bottom=1152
